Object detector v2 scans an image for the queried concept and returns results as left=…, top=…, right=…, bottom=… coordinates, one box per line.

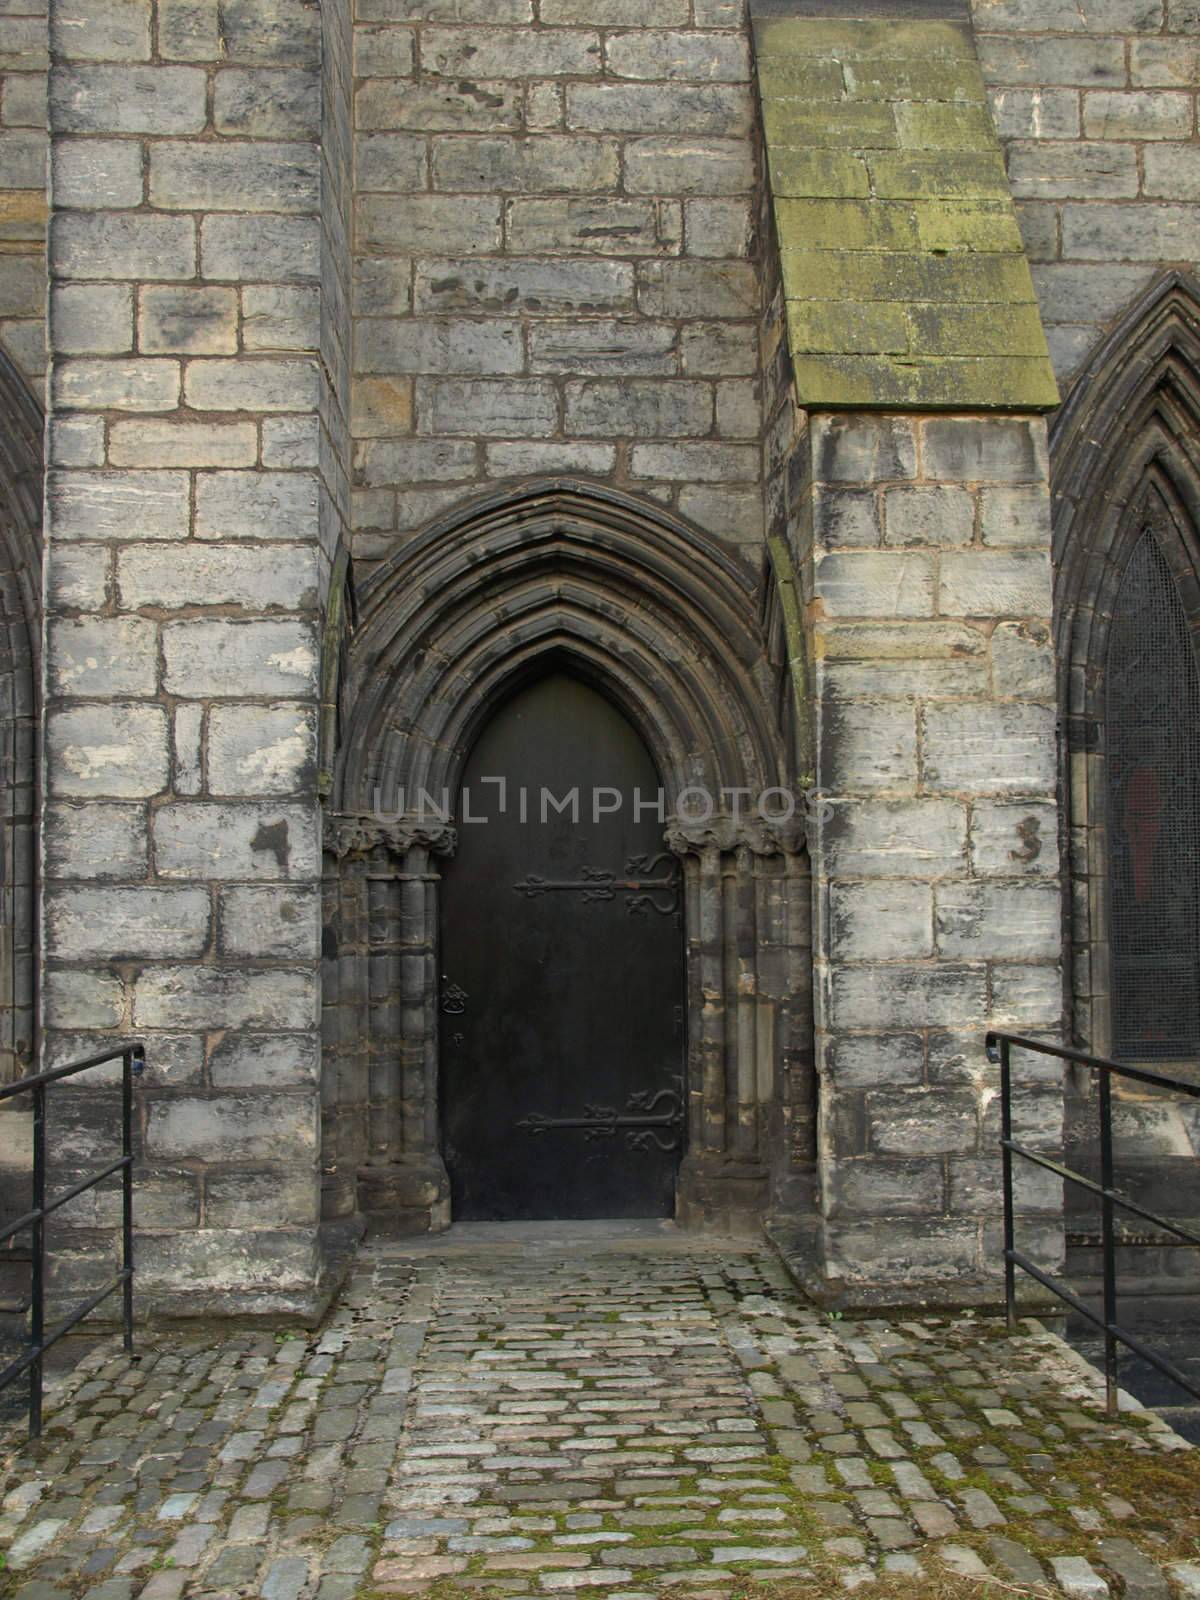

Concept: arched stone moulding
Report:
left=1051, top=273, right=1200, bottom=1061
left=322, top=480, right=814, bottom=1236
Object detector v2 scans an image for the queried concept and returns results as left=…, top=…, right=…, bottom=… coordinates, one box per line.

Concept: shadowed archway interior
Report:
left=1052, top=273, right=1200, bottom=1287
left=320, top=481, right=815, bottom=1236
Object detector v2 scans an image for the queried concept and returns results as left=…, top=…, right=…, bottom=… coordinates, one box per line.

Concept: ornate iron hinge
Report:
left=512, top=853, right=680, bottom=916
left=517, top=1078, right=684, bottom=1152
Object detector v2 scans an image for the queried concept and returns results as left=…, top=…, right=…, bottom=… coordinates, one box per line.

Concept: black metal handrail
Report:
left=987, top=1028, right=1200, bottom=1416
left=0, top=1043, right=144, bottom=1437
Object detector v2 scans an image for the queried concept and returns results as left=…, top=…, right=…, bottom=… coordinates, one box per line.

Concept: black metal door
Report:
left=439, top=672, right=685, bottom=1220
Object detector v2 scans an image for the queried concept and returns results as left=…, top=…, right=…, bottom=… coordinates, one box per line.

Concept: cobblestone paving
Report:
left=1, top=1226, right=1197, bottom=1600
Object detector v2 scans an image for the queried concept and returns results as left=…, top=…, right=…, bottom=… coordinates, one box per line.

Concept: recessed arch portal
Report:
left=1052, top=272, right=1200, bottom=1059
left=320, top=481, right=814, bottom=1235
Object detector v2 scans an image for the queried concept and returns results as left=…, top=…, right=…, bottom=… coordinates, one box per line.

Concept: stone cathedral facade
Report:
left=0, top=0, right=1198, bottom=1317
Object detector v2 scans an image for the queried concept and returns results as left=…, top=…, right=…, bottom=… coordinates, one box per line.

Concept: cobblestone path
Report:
left=1, top=1226, right=1197, bottom=1599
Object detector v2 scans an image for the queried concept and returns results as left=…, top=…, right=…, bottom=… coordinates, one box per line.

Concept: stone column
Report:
left=804, top=414, right=1064, bottom=1304
left=41, top=0, right=350, bottom=1317
left=324, top=814, right=454, bottom=1232
left=667, top=813, right=806, bottom=1234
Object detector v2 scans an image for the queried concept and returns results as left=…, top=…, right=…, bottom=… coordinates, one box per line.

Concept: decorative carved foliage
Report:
left=323, top=812, right=457, bottom=861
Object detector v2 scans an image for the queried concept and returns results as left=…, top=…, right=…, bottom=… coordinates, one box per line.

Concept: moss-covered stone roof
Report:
left=753, top=15, right=1059, bottom=411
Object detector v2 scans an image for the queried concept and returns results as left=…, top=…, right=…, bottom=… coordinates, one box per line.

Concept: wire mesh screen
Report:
left=1106, top=528, right=1200, bottom=1059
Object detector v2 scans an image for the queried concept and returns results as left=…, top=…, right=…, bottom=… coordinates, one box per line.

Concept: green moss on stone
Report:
left=775, top=198, right=918, bottom=252
left=841, top=57, right=987, bottom=103
left=767, top=148, right=870, bottom=200
left=914, top=201, right=1024, bottom=254
left=894, top=100, right=997, bottom=151
left=787, top=299, right=910, bottom=355
left=906, top=301, right=1052, bottom=359
left=780, top=250, right=1038, bottom=306
left=762, top=98, right=898, bottom=150
left=866, top=151, right=1010, bottom=202
left=755, top=16, right=975, bottom=62
left=754, top=11, right=1059, bottom=410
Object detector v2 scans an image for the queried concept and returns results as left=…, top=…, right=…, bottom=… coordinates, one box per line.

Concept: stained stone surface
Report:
left=0, top=1225, right=1195, bottom=1599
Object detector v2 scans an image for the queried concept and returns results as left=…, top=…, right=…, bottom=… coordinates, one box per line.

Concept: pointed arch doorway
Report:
left=440, top=670, right=685, bottom=1220
left=324, top=481, right=813, bottom=1237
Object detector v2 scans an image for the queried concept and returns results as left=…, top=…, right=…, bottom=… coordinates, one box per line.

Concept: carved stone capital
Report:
left=664, top=810, right=806, bottom=859
left=324, top=812, right=458, bottom=861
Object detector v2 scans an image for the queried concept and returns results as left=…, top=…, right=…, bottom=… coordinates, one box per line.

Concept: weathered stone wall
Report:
left=0, top=0, right=45, bottom=388
left=761, top=200, right=1065, bottom=1293
left=972, top=0, right=1200, bottom=392
left=40, top=0, right=351, bottom=1316
left=799, top=412, right=1064, bottom=1297
left=349, top=0, right=766, bottom=564
left=752, top=5, right=1065, bottom=1301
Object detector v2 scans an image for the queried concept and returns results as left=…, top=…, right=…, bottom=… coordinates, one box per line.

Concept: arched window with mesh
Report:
left=1105, top=526, right=1200, bottom=1059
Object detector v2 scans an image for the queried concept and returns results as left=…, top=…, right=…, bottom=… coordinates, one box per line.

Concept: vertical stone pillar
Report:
left=804, top=413, right=1064, bottom=1303
left=320, top=837, right=367, bottom=1221
left=668, top=814, right=806, bottom=1233
left=41, top=0, right=348, bottom=1315
left=325, top=815, right=453, bottom=1232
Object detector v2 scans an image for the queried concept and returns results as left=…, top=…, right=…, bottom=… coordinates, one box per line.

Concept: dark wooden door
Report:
left=439, top=672, right=685, bottom=1220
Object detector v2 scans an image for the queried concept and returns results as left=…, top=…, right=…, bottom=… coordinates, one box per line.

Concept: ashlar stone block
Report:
left=51, top=283, right=133, bottom=355
left=213, top=67, right=321, bottom=138
left=938, top=550, right=1051, bottom=618
left=118, top=542, right=319, bottom=611
left=830, top=880, right=934, bottom=960
left=565, top=378, right=711, bottom=436
left=218, top=885, right=320, bottom=959
left=46, top=885, right=210, bottom=959
left=935, top=881, right=1061, bottom=960
left=43, top=801, right=148, bottom=881
left=148, top=141, right=319, bottom=212
left=48, top=615, right=158, bottom=698
left=51, top=212, right=195, bottom=279
left=819, top=797, right=967, bottom=878
left=48, top=703, right=169, bottom=798
left=51, top=64, right=207, bottom=134
left=922, top=703, right=1056, bottom=795
left=108, top=419, right=257, bottom=469
left=146, top=1093, right=318, bottom=1159
left=162, top=619, right=318, bottom=698
left=821, top=699, right=918, bottom=791
left=829, top=963, right=987, bottom=1030
left=52, top=357, right=180, bottom=412
left=194, top=471, right=319, bottom=540
left=183, top=357, right=319, bottom=412
left=969, top=800, right=1059, bottom=879
left=207, top=702, right=317, bottom=796
left=153, top=800, right=319, bottom=880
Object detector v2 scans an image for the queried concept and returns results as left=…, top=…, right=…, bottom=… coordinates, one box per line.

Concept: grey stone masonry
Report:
left=350, top=0, right=766, bottom=560
left=759, top=265, right=1065, bottom=1295
left=971, top=0, right=1200, bottom=390
left=803, top=413, right=1063, bottom=1298
left=41, top=0, right=352, bottom=1316
left=0, top=0, right=47, bottom=385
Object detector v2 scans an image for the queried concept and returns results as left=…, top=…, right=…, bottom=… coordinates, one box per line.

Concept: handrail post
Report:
left=1098, top=1065, right=1119, bottom=1417
left=29, top=1080, right=45, bottom=1440
left=999, top=1036, right=1016, bottom=1330
left=121, top=1047, right=140, bottom=1355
